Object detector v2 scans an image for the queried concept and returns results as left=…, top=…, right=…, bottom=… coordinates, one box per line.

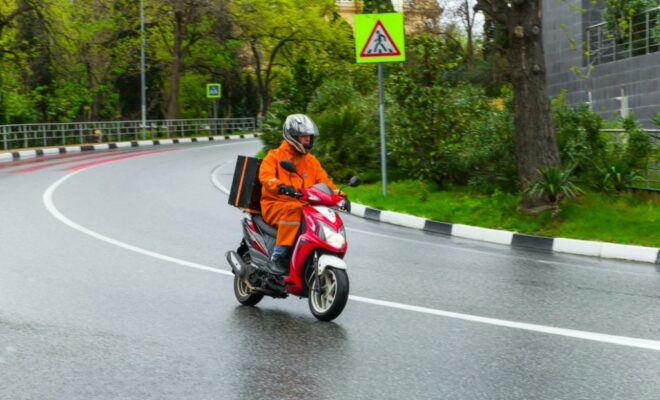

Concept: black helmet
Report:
left=283, top=114, right=319, bottom=154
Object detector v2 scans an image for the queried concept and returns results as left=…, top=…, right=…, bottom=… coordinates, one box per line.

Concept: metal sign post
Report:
left=140, top=0, right=147, bottom=140
left=355, top=13, right=405, bottom=196
left=377, top=63, right=387, bottom=195
left=207, top=83, right=222, bottom=135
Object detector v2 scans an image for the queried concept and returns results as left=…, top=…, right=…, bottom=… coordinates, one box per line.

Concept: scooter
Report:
left=226, top=160, right=359, bottom=321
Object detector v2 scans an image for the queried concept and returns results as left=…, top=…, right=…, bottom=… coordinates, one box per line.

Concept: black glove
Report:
left=277, top=184, right=298, bottom=197
left=342, top=198, right=351, bottom=213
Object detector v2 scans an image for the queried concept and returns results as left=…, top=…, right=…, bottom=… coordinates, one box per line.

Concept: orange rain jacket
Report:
left=259, top=141, right=337, bottom=246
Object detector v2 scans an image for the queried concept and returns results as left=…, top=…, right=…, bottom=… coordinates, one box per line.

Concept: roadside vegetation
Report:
left=343, top=181, right=659, bottom=247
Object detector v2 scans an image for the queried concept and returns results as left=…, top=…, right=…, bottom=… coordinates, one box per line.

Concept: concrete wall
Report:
left=543, top=0, right=660, bottom=127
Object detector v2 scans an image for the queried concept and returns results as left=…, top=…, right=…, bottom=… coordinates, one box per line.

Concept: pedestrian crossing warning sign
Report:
left=361, top=21, right=400, bottom=57
left=355, top=13, right=405, bottom=63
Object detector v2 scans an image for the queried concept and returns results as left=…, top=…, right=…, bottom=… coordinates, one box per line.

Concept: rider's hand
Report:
left=342, top=198, right=351, bottom=213
left=277, top=184, right=298, bottom=197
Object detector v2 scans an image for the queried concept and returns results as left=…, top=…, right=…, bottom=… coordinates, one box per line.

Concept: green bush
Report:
left=621, top=116, right=652, bottom=170
left=652, top=111, right=660, bottom=127
left=259, top=101, right=293, bottom=152
left=599, top=162, right=642, bottom=192
left=552, top=95, right=605, bottom=185
left=527, top=164, right=583, bottom=217
left=308, top=79, right=380, bottom=182
left=387, top=54, right=517, bottom=192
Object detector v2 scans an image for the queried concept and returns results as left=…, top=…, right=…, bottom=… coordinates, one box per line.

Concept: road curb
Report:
left=349, top=203, right=660, bottom=265
left=0, top=133, right=261, bottom=162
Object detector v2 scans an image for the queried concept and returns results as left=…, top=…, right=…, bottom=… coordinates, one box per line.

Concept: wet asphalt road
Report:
left=0, top=140, right=659, bottom=400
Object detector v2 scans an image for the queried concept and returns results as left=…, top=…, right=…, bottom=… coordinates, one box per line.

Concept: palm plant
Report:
left=600, top=163, right=642, bottom=192
left=527, top=165, right=583, bottom=217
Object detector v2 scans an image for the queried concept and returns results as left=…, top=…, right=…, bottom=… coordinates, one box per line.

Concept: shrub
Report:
left=599, top=162, right=642, bottom=192
left=259, top=101, right=293, bottom=152
left=527, top=165, right=583, bottom=217
left=309, top=79, right=380, bottom=182
left=652, top=111, right=660, bottom=127
left=621, top=116, right=652, bottom=170
left=552, top=92, right=605, bottom=183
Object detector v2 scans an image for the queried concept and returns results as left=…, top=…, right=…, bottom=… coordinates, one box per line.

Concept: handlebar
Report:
left=289, top=186, right=350, bottom=212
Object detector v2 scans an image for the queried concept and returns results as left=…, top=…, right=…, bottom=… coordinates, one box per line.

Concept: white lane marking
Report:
left=42, top=149, right=660, bottom=352
left=349, top=296, right=660, bottom=351
left=44, top=170, right=231, bottom=277
left=41, top=141, right=257, bottom=276
left=211, top=163, right=232, bottom=194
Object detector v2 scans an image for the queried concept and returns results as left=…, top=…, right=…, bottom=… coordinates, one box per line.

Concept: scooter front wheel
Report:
left=309, top=268, right=349, bottom=321
left=233, top=274, right=264, bottom=306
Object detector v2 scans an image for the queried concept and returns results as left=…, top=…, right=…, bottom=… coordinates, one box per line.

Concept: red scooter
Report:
left=226, top=160, right=360, bottom=321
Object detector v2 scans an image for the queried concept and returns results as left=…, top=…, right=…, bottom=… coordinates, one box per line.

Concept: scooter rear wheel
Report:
left=233, top=251, right=263, bottom=306
left=234, top=274, right=264, bottom=306
left=309, top=268, right=349, bottom=322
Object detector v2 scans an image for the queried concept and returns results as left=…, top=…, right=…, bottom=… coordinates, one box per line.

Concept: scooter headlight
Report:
left=317, top=221, right=346, bottom=249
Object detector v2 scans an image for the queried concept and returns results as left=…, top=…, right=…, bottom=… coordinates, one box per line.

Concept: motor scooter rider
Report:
left=259, top=114, right=348, bottom=275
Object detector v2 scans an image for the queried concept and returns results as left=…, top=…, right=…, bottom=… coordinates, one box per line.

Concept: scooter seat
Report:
left=252, top=214, right=278, bottom=238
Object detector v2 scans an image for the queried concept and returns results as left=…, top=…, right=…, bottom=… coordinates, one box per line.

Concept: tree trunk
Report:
left=249, top=42, right=268, bottom=117
left=507, top=0, right=560, bottom=206
left=476, top=0, right=561, bottom=208
left=464, top=0, right=474, bottom=73
left=166, top=6, right=184, bottom=120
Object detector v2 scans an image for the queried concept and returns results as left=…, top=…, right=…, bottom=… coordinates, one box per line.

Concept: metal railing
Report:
left=0, top=118, right=258, bottom=151
left=586, top=7, right=660, bottom=66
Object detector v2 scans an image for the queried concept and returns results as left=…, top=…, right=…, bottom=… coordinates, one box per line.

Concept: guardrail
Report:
left=0, top=118, right=259, bottom=151
left=586, top=7, right=660, bottom=66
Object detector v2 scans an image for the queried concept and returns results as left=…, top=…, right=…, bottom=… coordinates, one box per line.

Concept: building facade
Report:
left=543, top=0, right=660, bottom=127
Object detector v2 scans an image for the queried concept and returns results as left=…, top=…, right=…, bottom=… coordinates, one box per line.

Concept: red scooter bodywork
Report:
left=244, top=185, right=348, bottom=296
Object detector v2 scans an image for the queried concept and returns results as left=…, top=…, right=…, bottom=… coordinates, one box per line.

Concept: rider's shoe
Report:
left=268, top=256, right=289, bottom=276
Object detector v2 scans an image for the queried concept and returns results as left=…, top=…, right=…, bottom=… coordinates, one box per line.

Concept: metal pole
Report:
left=378, top=63, right=387, bottom=196
left=140, top=0, right=147, bottom=139
left=213, top=100, right=218, bottom=135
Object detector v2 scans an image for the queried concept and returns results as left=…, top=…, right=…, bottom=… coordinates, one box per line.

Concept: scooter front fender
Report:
left=317, top=254, right=347, bottom=275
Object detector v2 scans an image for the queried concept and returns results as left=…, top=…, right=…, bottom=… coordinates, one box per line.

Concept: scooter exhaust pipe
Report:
left=226, top=251, right=247, bottom=278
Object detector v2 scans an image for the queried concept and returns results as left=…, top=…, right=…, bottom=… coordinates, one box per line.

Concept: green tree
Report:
left=0, top=0, right=47, bottom=123
left=230, top=0, right=346, bottom=116
left=362, top=0, right=395, bottom=13
left=151, top=0, right=232, bottom=119
left=387, top=35, right=517, bottom=190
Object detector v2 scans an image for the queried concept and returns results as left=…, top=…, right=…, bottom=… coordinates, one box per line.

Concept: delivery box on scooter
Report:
left=228, top=155, right=262, bottom=213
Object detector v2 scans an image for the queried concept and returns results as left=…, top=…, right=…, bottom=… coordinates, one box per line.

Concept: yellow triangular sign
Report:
left=360, top=20, right=401, bottom=57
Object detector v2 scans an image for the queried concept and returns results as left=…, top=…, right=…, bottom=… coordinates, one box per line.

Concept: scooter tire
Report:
left=233, top=274, right=264, bottom=306
left=309, top=268, right=349, bottom=322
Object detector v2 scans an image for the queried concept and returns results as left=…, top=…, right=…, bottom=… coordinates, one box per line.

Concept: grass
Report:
left=342, top=180, right=660, bottom=247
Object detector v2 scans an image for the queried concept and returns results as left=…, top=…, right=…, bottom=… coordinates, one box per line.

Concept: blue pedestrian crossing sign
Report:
left=207, top=83, right=222, bottom=99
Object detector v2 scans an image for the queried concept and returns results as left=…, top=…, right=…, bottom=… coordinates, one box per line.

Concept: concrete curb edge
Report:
left=348, top=203, right=660, bottom=265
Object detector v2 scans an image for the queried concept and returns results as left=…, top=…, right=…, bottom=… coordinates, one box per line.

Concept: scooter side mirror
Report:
left=280, top=160, right=297, bottom=173
left=348, top=176, right=361, bottom=187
